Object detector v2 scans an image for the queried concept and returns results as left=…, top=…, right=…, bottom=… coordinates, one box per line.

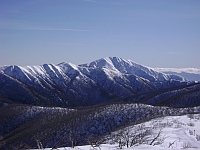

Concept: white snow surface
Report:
left=34, top=114, right=200, bottom=150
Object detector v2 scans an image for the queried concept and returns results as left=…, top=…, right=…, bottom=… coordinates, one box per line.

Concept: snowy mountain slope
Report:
left=0, top=103, right=199, bottom=149
left=45, top=114, right=200, bottom=150
left=155, top=68, right=200, bottom=81
left=0, top=63, right=115, bottom=106
left=128, top=82, right=200, bottom=107
left=80, top=57, right=187, bottom=82
left=0, top=57, right=199, bottom=107
left=105, top=114, right=200, bottom=150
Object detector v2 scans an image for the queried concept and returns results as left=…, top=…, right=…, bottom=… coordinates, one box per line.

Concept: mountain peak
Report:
left=79, top=56, right=133, bottom=69
left=79, top=57, right=116, bottom=70
left=78, top=57, right=187, bottom=82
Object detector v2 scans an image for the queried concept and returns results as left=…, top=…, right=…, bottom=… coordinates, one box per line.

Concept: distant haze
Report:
left=155, top=68, right=200, bottom=81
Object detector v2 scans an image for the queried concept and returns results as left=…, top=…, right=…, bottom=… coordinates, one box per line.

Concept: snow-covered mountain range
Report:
left=0, top=57, right=200, bottom=107
left=0, top=57, right=200, bottom=149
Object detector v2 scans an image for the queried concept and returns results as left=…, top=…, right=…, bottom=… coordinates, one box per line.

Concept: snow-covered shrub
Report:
left=196, top=134, right=200, bottom=141
left=187, top=122, right=195, bottom=127
left=182, top=142, right=193, bottom=149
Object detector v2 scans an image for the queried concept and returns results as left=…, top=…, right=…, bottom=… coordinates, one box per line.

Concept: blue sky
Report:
left=0, top=0, right=200, bottom=68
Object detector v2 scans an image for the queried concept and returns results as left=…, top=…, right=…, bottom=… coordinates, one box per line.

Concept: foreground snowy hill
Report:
left=39, top=114, right=200, bottom=150
left=0, top=103, right=199, bottom=149
left=0, top=57, right=200, bottom=107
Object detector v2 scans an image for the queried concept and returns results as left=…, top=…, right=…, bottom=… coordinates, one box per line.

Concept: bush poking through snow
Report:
left=182, top=142, right=193, bottom=149
left=187, top=114, right=195, bottom=119
left=187, top=122, right=195, bottom=127
left=85, top=134, right=106, bottom=150
left=196, top=134, right=200, bottom=141
left=168, top=140, right=177, bottom=148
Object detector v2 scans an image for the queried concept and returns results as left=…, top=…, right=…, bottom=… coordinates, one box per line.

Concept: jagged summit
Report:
left=80, top=57, right=186, bottom=82
left=80, top=57, right=140, bottom=70
left=80, top=57, right=115, bottom=69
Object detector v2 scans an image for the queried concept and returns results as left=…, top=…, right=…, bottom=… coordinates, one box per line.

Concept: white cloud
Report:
left=154, top=68, right=200, bottom=74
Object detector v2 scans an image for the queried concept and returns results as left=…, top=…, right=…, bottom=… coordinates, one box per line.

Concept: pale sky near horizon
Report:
left=0, top=0, right=200, bottom=68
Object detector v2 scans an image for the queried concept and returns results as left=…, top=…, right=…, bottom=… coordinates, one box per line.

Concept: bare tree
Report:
left=111, top=124, right=152, bottom=148
left=150, top=129, right=162, bottom=145
left=36, top=139, right=44, bottom=150
left=85, top=134, right=106, bottom=150
left=168, top=140, right=176, bottom=148
left=113, top=129, right=125, bottom=149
